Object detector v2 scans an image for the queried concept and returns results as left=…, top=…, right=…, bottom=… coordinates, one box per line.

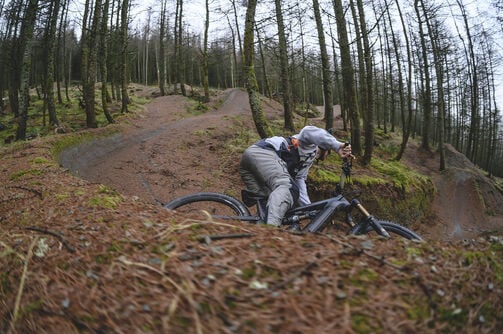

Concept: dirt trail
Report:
left=60, top=88, right=280, bottom=205
left=59, top=88, right=503, bottom=241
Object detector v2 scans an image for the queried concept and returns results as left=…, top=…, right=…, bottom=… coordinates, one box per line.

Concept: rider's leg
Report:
left=239, top=146, right=295, bottom=226
left=239, top=146, right=269, bottom=198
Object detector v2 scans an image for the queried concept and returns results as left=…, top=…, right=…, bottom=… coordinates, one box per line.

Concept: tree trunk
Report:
left=100, top=0, right=114, bottom=123
left=202, top=0, right=210, bottom=102
left=393, top=0, right=413, bottom=161
left=45, top=0, right=61, bottom=128
left=275, top=0, right=294, bottom=131
left=230, top=0, right=243, bottom=86
left=415, top=0, right=432, bottom=151
left=159, top=0, right=167, bottom=96
left=333, top=0, right=361, bottom=154
left=16, top=0, right=39, bottom=140
left=313, top=0, right=333, bottom=130
left=456, top=0, right=479, bottom=161
left=243, top=0, right=272, bottom=139
left=120, top=0, right=130, bottom=112
left=256, top=27, right=272, bottom=99
left=175, top=0, right=186, bottom=96
left=356, top=0, right=374, bottom=165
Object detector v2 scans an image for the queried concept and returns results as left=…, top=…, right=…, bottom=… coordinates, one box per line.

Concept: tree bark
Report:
left=313, top=0, right=333, bottom=130
left=159, top=0, right=167, bottom=96
left=16, top=0, right=39, bottom=140
left=202, top=0, right=210, bottom=102
left=275, top=0, right=295, bottom=131
left=120, top=0, right=130, bottom=112
left=100, top=0, right=114, bottom=123
left=356, top=0, right=374, bottom=165
left=333, top=0, right=361, bottom=154
left=415, top=0, right=432, bottom=151
left=393, top=0, right=414, bottom=161
left=44, top=0, right=60, bottom=127
left=243, top=0, right=272, bottom=138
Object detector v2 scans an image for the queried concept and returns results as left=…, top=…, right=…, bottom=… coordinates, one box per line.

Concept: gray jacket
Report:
left=261, top=126, right=344, bottom=205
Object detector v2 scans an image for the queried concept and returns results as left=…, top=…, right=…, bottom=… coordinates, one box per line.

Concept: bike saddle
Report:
left=241, top=189, right=266, bottom=207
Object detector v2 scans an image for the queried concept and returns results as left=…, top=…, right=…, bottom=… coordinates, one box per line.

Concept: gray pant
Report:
left=239, top=145, right=295, bottom=226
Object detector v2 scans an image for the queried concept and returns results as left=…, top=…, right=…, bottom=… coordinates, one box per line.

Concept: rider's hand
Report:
left=338, top=144, right=352, bottom=159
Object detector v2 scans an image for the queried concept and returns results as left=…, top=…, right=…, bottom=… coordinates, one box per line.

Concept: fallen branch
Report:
left=8, top=236, right=38, bottom=334
left=0, top=186, right=43, bottom=203
left=25, top=226, right=75, bottom=253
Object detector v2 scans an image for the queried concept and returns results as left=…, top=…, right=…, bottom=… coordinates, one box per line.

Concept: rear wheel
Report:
left=349, top=220, right=423, bottom=241
left=164, top=192, right=250, bottom=221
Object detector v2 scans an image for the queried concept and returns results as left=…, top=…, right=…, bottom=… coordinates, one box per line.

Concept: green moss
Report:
left=437, top=306, right=468, bottom=329
left=50, top=132, right=96, bottom=158
left=406, top=299, right=430, bottom=321
left=31, top=157, right=52, bottom=164
left=241, top=265, right=256, bottom=280
left=370, top=158, right=431, bottom=192
left=88, top=194, right=122, bottom=209
left=461, top=251, right=484, bottom=266
left=353, top=174, right=388, bottom=187
left=55, top=193, right=69, bottom=200
left=20, top=299, right=44, bottom=318
left=311, top=168, right=339, bottom=184
left=352, top=313, right=375, bottom=333
left=97, top=184, right=118, bottom=195
left=406, top=247, right=423, bottom=258
left=9, top=169, right=44, bottom=180
left=349, top=268, right=379, bottom=288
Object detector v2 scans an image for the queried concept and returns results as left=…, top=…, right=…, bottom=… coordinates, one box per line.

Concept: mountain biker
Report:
left=239, top=125, right=352, bottom=226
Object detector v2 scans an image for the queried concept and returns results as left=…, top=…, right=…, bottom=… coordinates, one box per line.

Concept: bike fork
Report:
left=351, top=199, right=390, bottom=238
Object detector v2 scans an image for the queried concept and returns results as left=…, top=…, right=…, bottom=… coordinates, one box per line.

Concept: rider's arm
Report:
left=295, top=168, right=311, bottom=206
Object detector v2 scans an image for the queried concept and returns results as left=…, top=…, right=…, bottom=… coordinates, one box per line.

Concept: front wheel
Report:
left=164, top=192, right=251, bottom=220
left=349, top=220, right=423, bottom=241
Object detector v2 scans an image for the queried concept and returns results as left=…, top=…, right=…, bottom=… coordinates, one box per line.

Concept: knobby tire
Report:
left=349, top=220, right=422, bottom=241
left=164, top=192, right=250, bottom=217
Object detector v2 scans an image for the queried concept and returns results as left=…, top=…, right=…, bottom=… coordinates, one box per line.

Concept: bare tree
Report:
left=313, top=0, right=333, bottom=130
left=356, top=0, right=374, bottom=165
left=414, top=0, right=433, bottom=151
left=159, top=0, right=168, bottom=96
left=120, top=0, right=130, bottom=112
left=275, top=0, right=295, bottom=131
left=393, top=0, right=414, bottom=161
left=16, top=0, right=39, bottom=140
left=44, top=0, right=61, bottom=128
left=100, top=0, right=114, bottom=123
left=333, top=0, right=362, bottom=154
left=243, top=0, right=272, bottom=138
left=202, top=0, right=210, bottom=102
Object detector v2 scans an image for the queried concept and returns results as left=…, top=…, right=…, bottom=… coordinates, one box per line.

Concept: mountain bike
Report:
left=164, top=156, right=423, bottom=241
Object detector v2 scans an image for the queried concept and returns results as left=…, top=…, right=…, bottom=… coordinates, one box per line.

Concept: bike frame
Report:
left=284, top=195, right=351, bottom=232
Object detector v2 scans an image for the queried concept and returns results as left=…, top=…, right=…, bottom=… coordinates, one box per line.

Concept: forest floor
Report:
left=1, top=85, right=502, bottom=333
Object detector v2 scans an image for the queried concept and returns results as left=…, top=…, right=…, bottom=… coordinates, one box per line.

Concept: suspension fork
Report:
left=351, top=199, right=390, bottom=238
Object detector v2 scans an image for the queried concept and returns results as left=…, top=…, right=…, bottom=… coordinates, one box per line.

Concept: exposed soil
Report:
left=1, top=86, right=502, bottom=333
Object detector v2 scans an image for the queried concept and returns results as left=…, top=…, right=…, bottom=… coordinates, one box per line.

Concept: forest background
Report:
left=0, top=0, right=502, bottom=176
